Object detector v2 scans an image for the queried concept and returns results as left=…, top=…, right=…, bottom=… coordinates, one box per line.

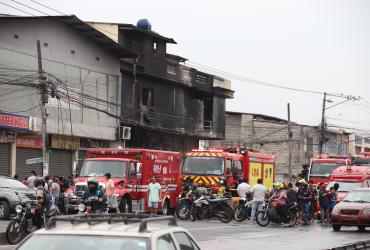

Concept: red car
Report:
left=331, top=188, right=370, bottom=232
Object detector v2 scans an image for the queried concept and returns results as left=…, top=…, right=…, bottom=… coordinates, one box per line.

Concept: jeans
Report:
left=301, top=202, right=310, bottom=223
left=251, top=201, right=264, bottom=221
left=320, top=207, right=328, bottom=223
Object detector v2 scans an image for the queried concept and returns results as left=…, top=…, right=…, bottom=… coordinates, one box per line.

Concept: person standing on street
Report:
left=49, top=176, right=61, bottom=207
left=237, top=178, right=250, bottom=199
left=286, top=183, right=297, bottom=204
left=250, top=178, right=266, bottom=221
left=148, top=177, right=161, bottom=215
left=27, top=170, right=37, bottom=189
left=104, top=172, right=120, bottom=214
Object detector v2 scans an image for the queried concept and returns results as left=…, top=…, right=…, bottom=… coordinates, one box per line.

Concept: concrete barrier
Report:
left=327, top=240, right=370, bottom=250
left=0, top=232, right=7, bottom=245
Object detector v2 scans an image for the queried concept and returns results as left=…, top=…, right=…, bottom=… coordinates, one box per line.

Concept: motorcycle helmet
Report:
left=34, top=177, right=45, bottom=188
left=87, top=177, right=98, bottom=189
left=219, top=178, right=226, bottom=185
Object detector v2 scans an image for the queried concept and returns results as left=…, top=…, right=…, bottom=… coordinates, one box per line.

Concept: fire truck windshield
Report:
left=309, top=163, right=343, bottom=177
left=181, top=156, right=224, bottom=176
left=80, top=160, right=127, bottom=178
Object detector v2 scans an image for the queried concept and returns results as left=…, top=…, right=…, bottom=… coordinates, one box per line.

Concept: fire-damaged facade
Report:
left=90, top=21, right=234, bottom=152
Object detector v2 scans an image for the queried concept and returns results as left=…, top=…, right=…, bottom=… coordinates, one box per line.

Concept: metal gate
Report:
left=49, top=149, right=73, bottom=178
left=0, top=143, right=10, bottom=176
left=16, top=148, right=42, bottom=179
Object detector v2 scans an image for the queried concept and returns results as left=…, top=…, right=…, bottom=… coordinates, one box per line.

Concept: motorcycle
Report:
left=6, top=201, right=57, bottom=245
left=256, top=201, right=298, bottom=227
left=78, top=196, right=111, bottom=214
left=176, top=189, right=200, bottom=220
left=234, top=198, right=252, bottom=222
left=190, top=194, right=234, bottom=223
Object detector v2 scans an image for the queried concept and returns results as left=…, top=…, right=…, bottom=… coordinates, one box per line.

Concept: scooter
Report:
left=256, top=201, right=298, bottom=227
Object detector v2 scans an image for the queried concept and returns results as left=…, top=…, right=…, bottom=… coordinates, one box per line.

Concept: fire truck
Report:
left=181, top=147, right=276, bottom=191
left=308, top=155, right=351, bottom=184
left=64, top=148, right=181, bottom=215
left=327, top=165, right=370, bottom=201
left=308, top=154, right=370, bottom=184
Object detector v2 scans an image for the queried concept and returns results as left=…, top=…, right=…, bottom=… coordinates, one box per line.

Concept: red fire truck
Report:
left=64, top=148, right=181, bottom=215
left=308, top=155, right=351, bottom=184
left=181, top=147, right=276, bottom=191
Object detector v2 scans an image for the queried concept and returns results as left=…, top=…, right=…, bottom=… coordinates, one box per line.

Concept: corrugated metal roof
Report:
left=0, top=15, right=136, bottom=58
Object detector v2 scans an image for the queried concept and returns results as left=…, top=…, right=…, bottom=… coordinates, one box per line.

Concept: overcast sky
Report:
left=2, top=0, right=370, bottom=131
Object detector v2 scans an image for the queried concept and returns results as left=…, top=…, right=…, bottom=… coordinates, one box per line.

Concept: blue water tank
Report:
left=137, top=19, right=152, bottom=31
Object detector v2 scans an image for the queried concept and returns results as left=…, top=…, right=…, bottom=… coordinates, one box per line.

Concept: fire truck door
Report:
left=263, top=164, right=274, bottom=191
left=128, top=161, right=138, bottom=192
left=249, top=162, right=262, bottom=187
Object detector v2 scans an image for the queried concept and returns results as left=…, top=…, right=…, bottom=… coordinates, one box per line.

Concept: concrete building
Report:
left=0, top=15, right=133, bottom=178
left=348, top=133, right=370, bottom=155
left=89, top=20, right=234, bottom=152
left=206, top=111, right=349, bottom=180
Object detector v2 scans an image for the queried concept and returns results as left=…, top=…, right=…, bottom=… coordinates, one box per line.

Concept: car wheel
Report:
left=332, top=224, right=341, bottom=232
left=358, top=226, right=366, bottom=232
left=0, top=201, right=10, bottom=220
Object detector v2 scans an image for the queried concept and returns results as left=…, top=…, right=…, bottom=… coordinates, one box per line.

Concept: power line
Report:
left=0, top=1, right=36, bottom=16
left=0, top=104, right=40, bottom=114
left=9, top=0, right=49, bottom=16
left=28, top=0, right=65, bottom=15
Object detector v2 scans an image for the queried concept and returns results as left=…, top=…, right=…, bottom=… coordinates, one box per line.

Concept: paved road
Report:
left=179, top=220, right=370, bottom=250
left=0, top=219, right=369, bottom=249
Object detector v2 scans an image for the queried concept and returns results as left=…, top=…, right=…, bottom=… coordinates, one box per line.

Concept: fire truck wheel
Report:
left=162, top=200, right=171, bottom=215
left=120, top=197, right=132, bottom=213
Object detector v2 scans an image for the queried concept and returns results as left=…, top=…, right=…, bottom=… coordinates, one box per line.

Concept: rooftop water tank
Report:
left=137, top=19, right=152, bottom=31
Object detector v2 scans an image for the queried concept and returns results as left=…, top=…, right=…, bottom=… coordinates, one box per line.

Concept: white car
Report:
left=15, top=214, right=201, bottom=250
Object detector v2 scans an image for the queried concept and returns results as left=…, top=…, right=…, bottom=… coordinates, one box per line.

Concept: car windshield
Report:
left=309, top=163, right=343, bottom=176
left=0, top=178, right=28, bottom=189
left=80, top=160, right=127, bottom=178
left=342, top=190, right=370, bottom=203
left=326, top=181, right=362, bottom=192
left=182, top=156, right=225, bottom=176
left=18, top=235, right=148, bottom=250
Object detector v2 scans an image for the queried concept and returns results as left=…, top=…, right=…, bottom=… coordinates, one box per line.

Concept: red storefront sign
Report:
left=0, top=113, right=29, bottom=130
left=16, top=135, right=42, bottom=149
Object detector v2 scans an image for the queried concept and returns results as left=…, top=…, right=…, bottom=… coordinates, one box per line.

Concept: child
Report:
left=328, top=187, right=337, bottom=222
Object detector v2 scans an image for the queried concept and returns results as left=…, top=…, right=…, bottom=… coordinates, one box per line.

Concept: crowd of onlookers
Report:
left=14, top=170, right=73, bottom=208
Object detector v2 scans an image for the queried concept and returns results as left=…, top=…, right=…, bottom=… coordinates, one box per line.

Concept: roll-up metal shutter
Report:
left=49, top=149, right=73, bottom=178
left=16, top=148, right=42, bottom=180
left=0, top=143, right=10, bottom=176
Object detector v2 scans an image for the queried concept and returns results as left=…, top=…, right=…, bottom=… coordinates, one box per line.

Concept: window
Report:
left=356, top=146, right=362, bottom=154
left=233, top=160, right=243, bottom=176
left=142, top=88, right=153, bottom=106
left=153, top=42, right=157, bottom=50
left=173, top=232, right=200, bottom=250
left=226, top=159, right=232, bottom=176
left=167, top=65, right=177, bottom=75
left=129, top=162, right=136, bottom=178
left=157, top=234, right=176, bottom=250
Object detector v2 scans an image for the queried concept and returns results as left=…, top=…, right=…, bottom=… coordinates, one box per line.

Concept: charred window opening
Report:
left=142, top=88, right=153, bottom=107
left=204, top=97, right=213, bottom=130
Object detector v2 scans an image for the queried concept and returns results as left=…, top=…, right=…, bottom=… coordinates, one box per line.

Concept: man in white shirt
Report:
left=237, top=178, right=250, bottom=199
left=148, top=177, right=161, bottom=215
left=250, top=178, right=267, bottom=221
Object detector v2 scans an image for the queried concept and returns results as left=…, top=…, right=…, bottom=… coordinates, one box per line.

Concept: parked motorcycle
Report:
left=176, top=189, right=200, bottom=220
left=6, top=202, right=56, bottom=245
left=190, top=194, right=233, bottom=223
left=256, top=201, right=298, bottom=227
left=234, top=198, right=252, bottom=222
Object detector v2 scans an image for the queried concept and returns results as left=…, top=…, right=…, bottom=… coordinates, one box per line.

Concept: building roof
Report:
left=166, top=53, right=187, bottom=62
left=119, top=24, right=176, bottom=44
left=0, top=15, right=136, bottom=58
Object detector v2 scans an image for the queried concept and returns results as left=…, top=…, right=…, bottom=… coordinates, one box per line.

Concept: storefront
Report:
left=0, top=113, right=31, bottom=177
left=49, top=135, right=78, bottom=178
left=16, top=134, right=43, bottom=179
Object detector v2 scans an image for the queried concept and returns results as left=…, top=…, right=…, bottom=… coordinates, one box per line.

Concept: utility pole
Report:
left=37, top=40, right=49, bottom=176
left=287, top=103, right=292, bottom=179
left=319, top=92, right=327, bottom=154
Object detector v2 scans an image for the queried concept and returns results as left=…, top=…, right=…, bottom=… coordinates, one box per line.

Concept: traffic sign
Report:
left=26, top=157, right=43, bottom=165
